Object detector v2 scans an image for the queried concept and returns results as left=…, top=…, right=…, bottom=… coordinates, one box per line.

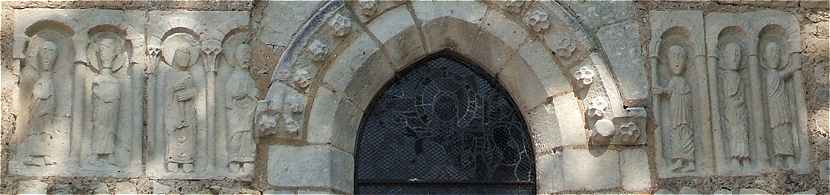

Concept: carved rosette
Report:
left=503, top=0, right=526, bottom=14
left=200, top=39, right=222, bottom=73
left=524, top=9, right=550, bottom=33
left=587, top=96, right=608, bottom=119
left=552, top=36, right=577, bottom=59
left=358, top=0, right=378, bottom=17
left=307, top=39, right=329, bottom=63
left=330, top=14, right=352, bottom=37
left=573, top=65, right=596, bottom=88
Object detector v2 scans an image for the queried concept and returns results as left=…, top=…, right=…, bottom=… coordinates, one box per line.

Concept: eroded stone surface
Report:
left=598, top=19, right=647, bottom=101
left=267, top=144, right=354, bottom=193
left=560, top=149, right=620, bottom=191
left=621, top=148, right=652, bottom=192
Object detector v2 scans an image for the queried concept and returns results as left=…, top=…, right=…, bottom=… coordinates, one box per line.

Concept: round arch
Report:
left=264, top=1, right=627, bottom=193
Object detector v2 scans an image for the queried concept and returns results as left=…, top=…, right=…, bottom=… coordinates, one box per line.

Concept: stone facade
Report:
left=0, top=1, right=827, bottom=194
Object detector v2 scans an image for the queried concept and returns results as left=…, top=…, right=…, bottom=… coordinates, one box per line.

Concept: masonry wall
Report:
left=0, top=1, right=827, bottom=194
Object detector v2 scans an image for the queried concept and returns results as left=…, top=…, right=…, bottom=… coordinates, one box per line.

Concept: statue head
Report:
left=763, top=42, right=782, bottom=69
left=235, top=43, right=252, bottom=69
left=720, top=42, right=741, bottom=70
left=96, top=35, right=119, bottom=70
left=172, top=47, right=192, bottom=70
left=37, top=41, right=58, bottom=72
left=668, top=45, right=687, bottom=75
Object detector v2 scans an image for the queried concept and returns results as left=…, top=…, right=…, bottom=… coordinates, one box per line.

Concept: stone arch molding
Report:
left=262, top=1, right=644, bottom=193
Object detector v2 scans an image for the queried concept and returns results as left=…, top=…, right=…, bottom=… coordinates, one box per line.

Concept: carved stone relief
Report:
left=329, top=14, right=353, bottom=38
left=146, top=11, right=250, bottom=179
left=307, top=39, right=330, bottom=63
left=648, top=10, right=810, bottom=178
left=574, top=65, right=596, bottom=89
left=704, top=11, right=810, bottom=176
left=503, top=0, right=526, bottom=14
left=358, top=0, right=378, bottom=17
left=216, top=32, right=258, bottom=176
left=524, top=9, right=551, bottom=33
left=649, top=10, right=710, bottom=178
left=77, top=29, right=144, bottom=175
left=9, top=9, right=146, bottom=177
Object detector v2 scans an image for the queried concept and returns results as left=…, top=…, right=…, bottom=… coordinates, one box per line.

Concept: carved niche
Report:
left=215, top=31, right=259, bottom=176
left=12, top=27, right=72, bottom=175
left=9, top=9, right=147, bottom=177
left=705, top=11, right=810, bottom=175
left=76, top=28, right=144, bottom=175
left=146, top=11, right=251, bottom=179
left=649, top=10, right=711, bottom=178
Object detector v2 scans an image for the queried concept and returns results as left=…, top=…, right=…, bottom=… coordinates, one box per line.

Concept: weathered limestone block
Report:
left=257, top=1, right=323, bottom=49
left=552, top=94, right=588, bottom=146
left=537, top=153, right=564, bottom=193
left=365, top=6, right=424, bottom=70
left=679, top=186, right=700, bottom=194
left=560, top=1, right=636, bottom=31
left=268, top=144, right=354, bottom=193
left=9, top=8, right=145, bottom=177
left=17, top=180, right=48, bottom=194
left=560, top=149, right=620, bottom=191
left=649, top=10, right=712, bottom=178
left=527, top=103, right=563, bottom=154
left=598, top=20, right=648, bottom=101
left=621, top=148, right=652, bottom=192
left=145, top=10, right=250, bottom=179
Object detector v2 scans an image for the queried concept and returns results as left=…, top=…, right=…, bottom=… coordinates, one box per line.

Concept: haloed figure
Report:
left=225, top=43, right=258, bottom=173
left=719, top=43, right=750, bottom=169
left=166, top=48, right=198, bottom=173
left=25, top=41, right=59, bottom=167
left=655, top=45, right=695, bottom=173
left=91, top=36, right=122, bottom=166
left=763, top=42, right=800, bottom=169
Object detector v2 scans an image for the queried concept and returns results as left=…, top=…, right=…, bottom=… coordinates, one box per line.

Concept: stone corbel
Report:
left=587, top=96, right=615, bottom=145
left=587, top=97, right=647, bottom=146
left=200, top=39, right=222, bottom=73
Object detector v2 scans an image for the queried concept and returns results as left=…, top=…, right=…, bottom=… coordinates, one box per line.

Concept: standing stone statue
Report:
left=166, top=48, right=198, bottom=173
left=654, top=45, right=695, bottom=173
left=225, top=44, right=258, bottom=173
left=24, top=41, right=59, bottom=167
left=762, top=42, right=801, bottom=169
left=91, top=35, right=121, bottom=166
left=719, top=43, right=750, bottom=169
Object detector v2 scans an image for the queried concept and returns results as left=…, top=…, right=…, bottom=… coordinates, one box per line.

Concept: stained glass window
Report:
left=355, top=54, right=536, bottom=194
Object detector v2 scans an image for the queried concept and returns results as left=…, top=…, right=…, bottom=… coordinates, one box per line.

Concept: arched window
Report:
left=355, top=54, right=536, bottom=194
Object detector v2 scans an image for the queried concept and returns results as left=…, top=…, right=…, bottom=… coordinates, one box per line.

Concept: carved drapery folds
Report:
left=145, top=11, right=251, bottom=179
left=9, top=9, right=145, bottom=177
left=650, top=10, right=710, bottom=178
left=650, top=10, right=809, bottom=178
left=705, top=11, right=810, bottom=176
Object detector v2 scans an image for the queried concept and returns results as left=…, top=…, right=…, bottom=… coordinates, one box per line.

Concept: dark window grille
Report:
left=355, top=53, right=536, bottom=194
